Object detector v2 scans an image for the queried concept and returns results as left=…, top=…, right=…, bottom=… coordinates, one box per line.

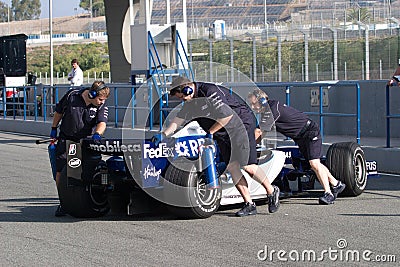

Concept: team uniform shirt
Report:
left=176, top=82, right=257, bottom=165
left=260, top=99, right=309, bottom=139
left=260, top=99, right=321, bottom=160
left=55, top=89, right=108, bottom=141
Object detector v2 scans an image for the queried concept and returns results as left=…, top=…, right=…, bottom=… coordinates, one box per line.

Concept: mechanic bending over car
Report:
left=50, top=81, right=110, bottom=216
left=247, top=89, right=346, bottom=205
left=152, top=76, right=280, bottom=217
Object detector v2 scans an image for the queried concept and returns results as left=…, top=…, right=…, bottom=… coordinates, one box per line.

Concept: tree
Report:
left=11, top=0, right=41, bottom=21
left=0, top=2, right=9, bottom=23
left=347, top=7, right=370, bottom=24
left=80, top=0, right=105, bottom=17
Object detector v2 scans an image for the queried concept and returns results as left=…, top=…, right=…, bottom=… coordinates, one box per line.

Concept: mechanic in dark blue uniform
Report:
left=156, top=76, right=280, bottom=216
left=50, top=81, right=110, bottom=216
left=248, top=89, right=346, bottom=205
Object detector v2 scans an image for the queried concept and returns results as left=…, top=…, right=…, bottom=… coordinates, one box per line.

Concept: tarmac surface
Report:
left=0, top=131, right=399, bottom=266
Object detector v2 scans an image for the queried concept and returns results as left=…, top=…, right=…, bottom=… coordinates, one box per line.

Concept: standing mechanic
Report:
left=50, top=81, right=110, bottom=216
left=153, top=76, right=280, bottom=217
left=247, top=89, right=346, bottom=204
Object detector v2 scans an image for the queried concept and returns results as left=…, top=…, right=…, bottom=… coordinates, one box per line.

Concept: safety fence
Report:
left=386, top=85, right=400, bottom=147
left=1, top=82, right=399, bottom=148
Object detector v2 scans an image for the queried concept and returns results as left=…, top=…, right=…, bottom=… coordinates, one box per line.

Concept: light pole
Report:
left=50, top=0, right=53, bottom=86
left=90, top=0, right=93, bottom=31
left=264, top=0, right=267, bottom=27
left=7, top=1, right=10, bottom=34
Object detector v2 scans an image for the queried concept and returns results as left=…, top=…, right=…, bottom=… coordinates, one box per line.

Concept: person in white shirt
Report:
left=68, top=58, right=84, bottom=86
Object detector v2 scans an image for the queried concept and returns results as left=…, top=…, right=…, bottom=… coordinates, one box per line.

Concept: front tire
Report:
left=57, top=167, right=110, bottom=218
left=163, top=158, right=221, bottom=219
left=326, top=142, right=367, bottom=196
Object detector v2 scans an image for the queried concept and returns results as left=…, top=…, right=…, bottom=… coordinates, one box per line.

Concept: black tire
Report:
left=57, top=167, right=110, bottom=218
left=326, top=142, right=367, bottom=196
left=163, top=158, right=221, bottom=219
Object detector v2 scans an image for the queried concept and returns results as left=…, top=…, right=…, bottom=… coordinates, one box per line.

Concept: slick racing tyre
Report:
left=326, top=142, right=367, bottom=196
left=163, top=158, right=221, bottom=219
left=57, top=166, right=110, bottom=218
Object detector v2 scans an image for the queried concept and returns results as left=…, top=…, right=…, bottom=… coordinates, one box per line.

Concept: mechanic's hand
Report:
left=389, top=79, right=398, bottom=86
left=151, top=132, right=166, bottom=146
left=203, top=133, right=214, bottom=146
left=92, top=132, right=102, bottom=143
left=50, top=127, right=57, bottom=139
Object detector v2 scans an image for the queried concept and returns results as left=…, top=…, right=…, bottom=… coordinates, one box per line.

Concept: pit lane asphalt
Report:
left=0, top=132, right=399, bottom=266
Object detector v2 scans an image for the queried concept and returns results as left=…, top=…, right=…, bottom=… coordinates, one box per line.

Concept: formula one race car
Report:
left=55, top=122, right=371, bottom=219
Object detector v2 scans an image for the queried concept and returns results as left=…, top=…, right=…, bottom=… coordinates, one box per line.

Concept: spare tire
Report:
left=163, top=158, right=221, bottom=219
left=58, top=166, right=110, bottom=218
left=325, top=142, right=367, bottom=196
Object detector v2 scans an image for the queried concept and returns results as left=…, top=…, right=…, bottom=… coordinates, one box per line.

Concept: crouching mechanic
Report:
left=247, top=89, right=346, bottom=205
left=153, top=76, right=280, bottom=217
left=50, top=81, right=110, bottom=216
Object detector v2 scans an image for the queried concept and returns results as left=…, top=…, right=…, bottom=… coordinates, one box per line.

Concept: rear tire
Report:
left=57, top=167, right=110, bottom=218
left=163, top=159, right=221, bottom=219
left=326, top=142, right=367, bottom=196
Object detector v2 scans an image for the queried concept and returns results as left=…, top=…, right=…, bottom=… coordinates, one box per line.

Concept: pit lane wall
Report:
left=1, top=80, right=400, bottom=174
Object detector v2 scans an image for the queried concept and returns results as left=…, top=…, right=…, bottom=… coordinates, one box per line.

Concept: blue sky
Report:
left=1, top=0, right=86, bottom=18
left=40, top=0, right=86, bottom=18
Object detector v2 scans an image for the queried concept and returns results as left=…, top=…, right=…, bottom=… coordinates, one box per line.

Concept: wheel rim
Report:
left=195, top=172, right=220, bottom=206
left=89, top=173, right=109, bottom=206
left=354, top=152, right=367, bottom=190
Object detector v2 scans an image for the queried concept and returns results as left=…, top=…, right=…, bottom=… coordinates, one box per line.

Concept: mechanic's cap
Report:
left=169, top=76, right=193, bottom=95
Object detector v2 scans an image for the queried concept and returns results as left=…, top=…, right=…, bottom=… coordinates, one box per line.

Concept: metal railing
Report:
left=256, top=81, right=361, bottom=144
left=385, top=84, right=400, bottom=148
left=1, top=86, right=39, bottom=121
left=0, top=81, right=385, bottom=147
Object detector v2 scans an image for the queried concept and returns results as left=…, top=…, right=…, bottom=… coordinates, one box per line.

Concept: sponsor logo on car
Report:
left=68, top=144, right=76, bottom=155
left=143, top=143, right=174, bottom=159
left=89, top=140, right=141, bottom=153
left=68, top=158, right=81, bottom=168
left=144, top=138, right=206, bottom=159
left=143, top=164, right=162, bottom=181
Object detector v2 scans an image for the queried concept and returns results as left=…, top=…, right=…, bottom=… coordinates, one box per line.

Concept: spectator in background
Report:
left=68, top=58, right=84, bottom=86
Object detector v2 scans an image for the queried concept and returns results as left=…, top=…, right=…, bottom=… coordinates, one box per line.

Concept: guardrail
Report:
left=0, top=81, right=369, bottom=146
left=40, top=84, right=151, bottom=129
left=1, top=86, right=39, bottom=121
left=256, top=81, right=361, bottom=144
left=385, top=84, right=400, bottom=148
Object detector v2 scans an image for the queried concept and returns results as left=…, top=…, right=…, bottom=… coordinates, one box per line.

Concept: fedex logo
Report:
left=143, top=143, right=174, bottom=159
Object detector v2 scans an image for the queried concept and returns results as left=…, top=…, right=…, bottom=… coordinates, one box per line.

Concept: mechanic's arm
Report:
left=208, top=115, right=233, bottom=135
left=162, top=117, right=185, bottom=137
left=52, top=111, right=63, bottom=128
left=389, top=65, right=400, bottom=85
left=94, top=122, right=107, bottom=135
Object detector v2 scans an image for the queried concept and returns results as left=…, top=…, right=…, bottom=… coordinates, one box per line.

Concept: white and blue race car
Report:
left=56, top=122, right=372, bottom=219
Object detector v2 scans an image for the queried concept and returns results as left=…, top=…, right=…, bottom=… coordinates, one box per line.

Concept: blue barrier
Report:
left=256, top=81, right=361, bottom=144
left=41, top=84, right=145, bottom=129
left=0, top=86, right=38, bottom=121
left=385, top=85, right=400, bottom=148
left=0, top=81, right=376, bottom=146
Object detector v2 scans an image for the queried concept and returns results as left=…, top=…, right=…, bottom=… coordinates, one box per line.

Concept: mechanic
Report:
left=247, top=89, right=346, bottom=205
left=50, top=81, right=110, bottom=216
left=153, top=76, right=280, bottom=217
left=388, top=64, right=400, bottom=86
